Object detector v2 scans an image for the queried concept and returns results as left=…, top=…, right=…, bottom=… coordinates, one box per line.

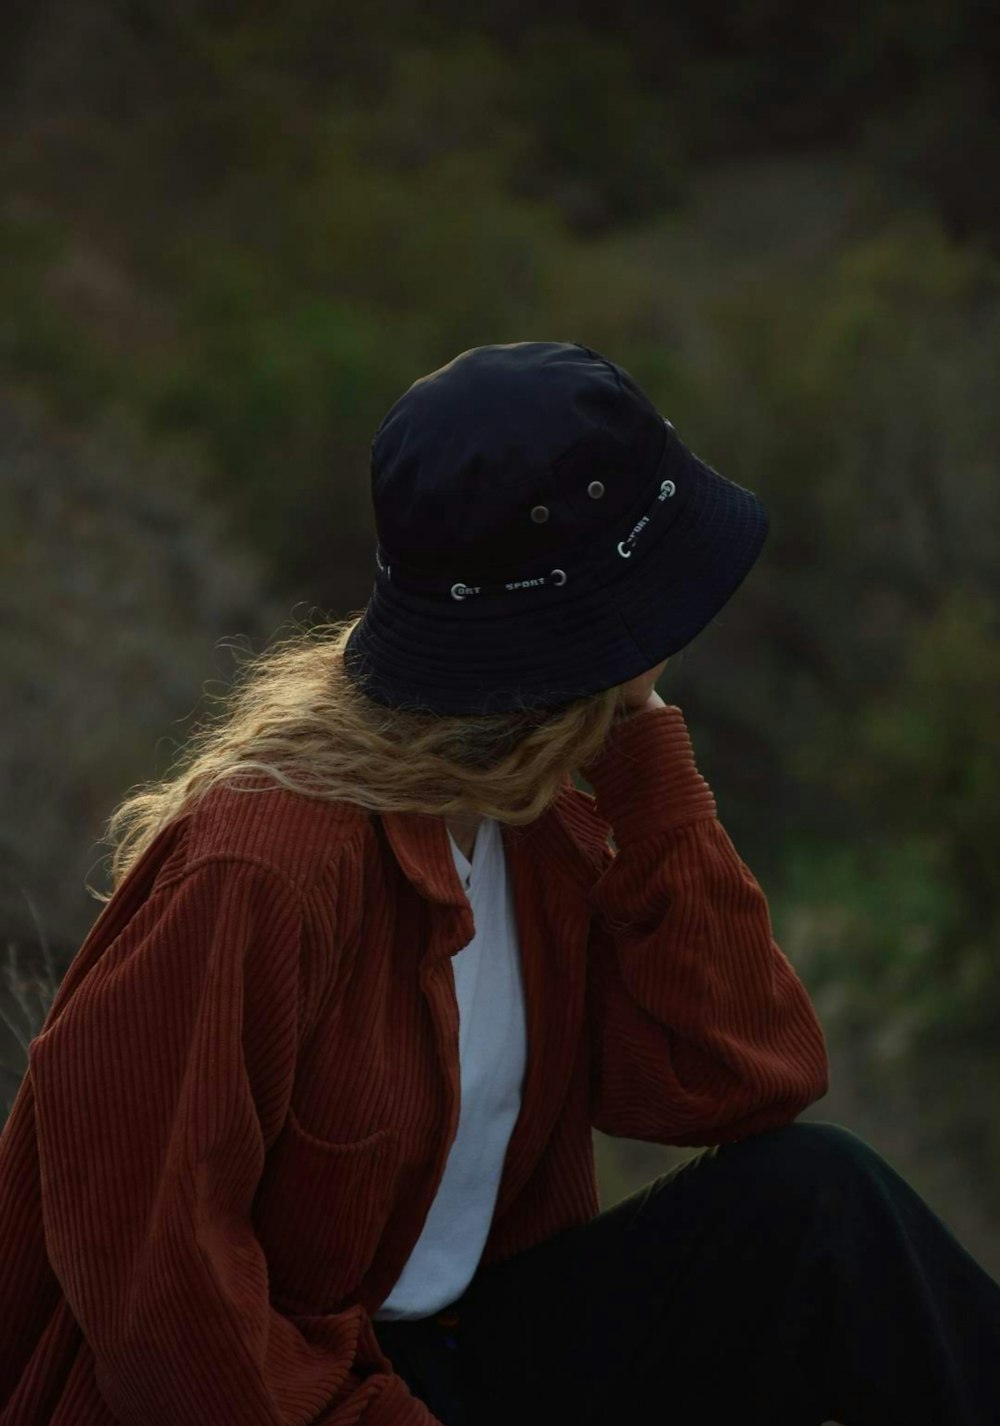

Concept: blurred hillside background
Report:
left=2, top=2, right=999, bottom=1276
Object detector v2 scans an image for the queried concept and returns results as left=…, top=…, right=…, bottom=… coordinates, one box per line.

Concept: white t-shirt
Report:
left=373, top=814, right=528, bottom=1320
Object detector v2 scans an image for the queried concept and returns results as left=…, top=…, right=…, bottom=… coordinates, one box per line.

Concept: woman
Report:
left=1, top=341, right=998, bottom=1426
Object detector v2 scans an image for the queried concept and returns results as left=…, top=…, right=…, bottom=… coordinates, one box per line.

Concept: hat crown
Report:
left=370, top=342, right=665, bottom=579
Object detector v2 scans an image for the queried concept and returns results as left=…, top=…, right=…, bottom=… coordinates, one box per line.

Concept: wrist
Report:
left=582, top=703, right=717, bottom=844
left=622, top=688, right=667, bottom=716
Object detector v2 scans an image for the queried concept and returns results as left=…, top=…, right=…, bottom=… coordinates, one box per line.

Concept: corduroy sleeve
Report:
left=27, top=854, right=439, bottom=1426
left=579, top=703, right=830, bottom=1147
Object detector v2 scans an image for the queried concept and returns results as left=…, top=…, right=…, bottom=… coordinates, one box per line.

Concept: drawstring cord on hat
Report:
left=374, top=474, right=678, bottom=601
left=447, top=475, right=676, bottom=600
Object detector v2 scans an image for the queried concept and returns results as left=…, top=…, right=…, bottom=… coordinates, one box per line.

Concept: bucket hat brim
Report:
left=343, top=440, right=768, bottom=716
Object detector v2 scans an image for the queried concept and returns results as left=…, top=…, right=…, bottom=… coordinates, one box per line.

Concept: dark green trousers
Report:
left=372, top=1120, right=1000, bottom=1425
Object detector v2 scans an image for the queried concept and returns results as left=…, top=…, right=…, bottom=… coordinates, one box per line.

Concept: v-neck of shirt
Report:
left=447, top=817, right=491, bottom=894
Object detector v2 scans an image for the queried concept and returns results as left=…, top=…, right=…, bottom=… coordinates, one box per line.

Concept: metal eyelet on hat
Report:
left=587, top=481, right=605, bottom=499
left=530, top=504, right=549, bottom=523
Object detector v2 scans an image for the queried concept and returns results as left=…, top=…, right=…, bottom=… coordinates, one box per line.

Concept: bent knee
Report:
left=718, top=1118, right=884, bottom=1193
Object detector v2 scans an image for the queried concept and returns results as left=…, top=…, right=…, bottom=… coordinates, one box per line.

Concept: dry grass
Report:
left=0, top=891, right=58, bottom=1119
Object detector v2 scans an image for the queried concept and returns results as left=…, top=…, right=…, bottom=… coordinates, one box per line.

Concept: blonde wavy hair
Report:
left=94, top=613, right=630, bottom=900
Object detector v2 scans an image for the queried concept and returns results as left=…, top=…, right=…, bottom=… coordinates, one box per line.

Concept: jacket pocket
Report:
left=253, top=1106, right=398, bottom=1314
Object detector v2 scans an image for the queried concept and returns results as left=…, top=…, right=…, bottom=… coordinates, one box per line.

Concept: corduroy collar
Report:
left=377, top=776, right=606, bottom=910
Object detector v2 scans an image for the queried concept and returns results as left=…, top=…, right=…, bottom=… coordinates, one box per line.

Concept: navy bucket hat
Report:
left=343, top=341, right=769, bottom=715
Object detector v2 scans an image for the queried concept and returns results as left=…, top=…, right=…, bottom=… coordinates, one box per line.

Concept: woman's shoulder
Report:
left=179, top=778, right=371, bottom=901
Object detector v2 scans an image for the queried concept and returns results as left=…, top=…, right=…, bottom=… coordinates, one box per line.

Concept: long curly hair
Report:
left=93, top=612, right=630, bottom=899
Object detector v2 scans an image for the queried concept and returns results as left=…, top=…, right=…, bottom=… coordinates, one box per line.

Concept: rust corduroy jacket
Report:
left=0, top=703, right=830, bottom=1425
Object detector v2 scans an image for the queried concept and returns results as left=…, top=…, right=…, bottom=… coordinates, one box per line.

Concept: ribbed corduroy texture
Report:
left=0, top=704, right=830, bottom=1425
